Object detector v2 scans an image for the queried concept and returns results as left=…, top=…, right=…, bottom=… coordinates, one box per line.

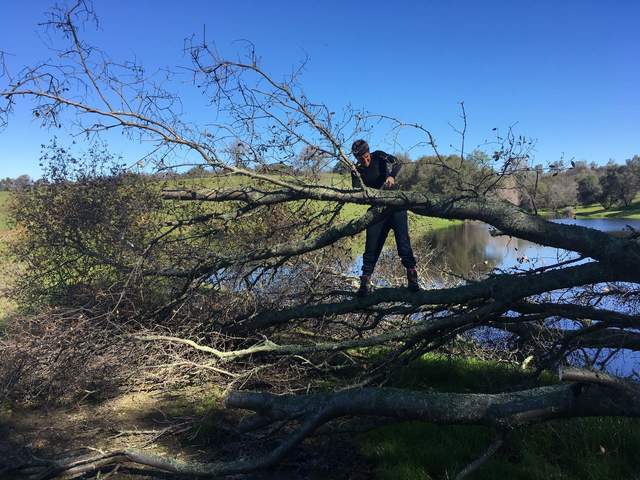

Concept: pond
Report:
left=353, top=218, right=639, bottom=281
left=358, top=217, right=640, bottom=376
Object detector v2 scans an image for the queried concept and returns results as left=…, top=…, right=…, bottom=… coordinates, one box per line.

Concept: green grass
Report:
left=0, top=228, right=18, bottom=329
left=573, top=196, right=640, bottom=219
left=172, top=174, right=460, bottom=235
left=539, top=193, right=640, bottom=220
left=0, top=191, right=11, bottom=230
left=0, top=192, right=16, bottom=327
left=359, top=355, right=640, bottom=480
left=0, top=193, right=18, bottom=327
left=317, top=174, right=461, bottom=233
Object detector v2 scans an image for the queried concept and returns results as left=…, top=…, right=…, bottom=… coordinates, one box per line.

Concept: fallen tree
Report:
left=2, top=2, right=640, bottom=478
left=7, top=368, right=640, bottom=479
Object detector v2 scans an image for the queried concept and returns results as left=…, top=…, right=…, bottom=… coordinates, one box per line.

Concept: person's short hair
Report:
left=351, top=139, right=369, bottom=157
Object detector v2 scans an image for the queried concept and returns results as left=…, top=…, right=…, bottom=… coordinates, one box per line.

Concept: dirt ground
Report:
left=0, top=385, right=372, bottom=479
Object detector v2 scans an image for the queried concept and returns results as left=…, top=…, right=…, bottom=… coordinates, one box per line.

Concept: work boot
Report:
left=407, top=268, right=420, bottom=292
left=357, top=274, right=371, bottom=297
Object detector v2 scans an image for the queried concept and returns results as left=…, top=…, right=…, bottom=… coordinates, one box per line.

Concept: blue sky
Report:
left=0, top=0, right=638, bottom=178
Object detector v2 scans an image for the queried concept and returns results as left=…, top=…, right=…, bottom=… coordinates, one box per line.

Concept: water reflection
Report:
left=554, top=217, right=640, bottom=232
left=419, top=218, right=640, bottom=278
left=418, top=222, right=501, bottom=279
left=363, top=217, right=640, bottom=376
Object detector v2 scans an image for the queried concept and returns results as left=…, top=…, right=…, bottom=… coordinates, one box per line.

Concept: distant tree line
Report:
left=0, top=174, right=32, bottom=191
left=515, top=155, right=640, bottom=212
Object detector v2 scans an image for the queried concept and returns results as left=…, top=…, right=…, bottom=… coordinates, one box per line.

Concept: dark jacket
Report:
left=351, top=150, right=401, bottom=189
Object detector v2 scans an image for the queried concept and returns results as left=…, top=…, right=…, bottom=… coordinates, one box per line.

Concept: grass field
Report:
left=360, top=354, right=640, bottom=479
left=0, top=192, right=18, bottom=327
left=174, top=173, right=460, bottom=234
left=0, top=228, right=17, bottom=329
left=573, top=195, right=640, bottom=220
left=0, top=191, right=11, bottom=230
left=539, top=193, right=640, bottom=220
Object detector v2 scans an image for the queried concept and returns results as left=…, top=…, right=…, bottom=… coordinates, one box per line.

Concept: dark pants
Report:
left=362, top=210, right=416, bottom=275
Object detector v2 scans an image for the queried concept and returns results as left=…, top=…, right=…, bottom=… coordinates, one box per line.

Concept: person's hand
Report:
left=384, top=176, right=395, bottom=188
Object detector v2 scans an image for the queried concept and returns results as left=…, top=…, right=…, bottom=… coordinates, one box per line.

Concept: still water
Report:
left=365, top=218, right=640, bottom=376
left=422, top=218, right=640, bottom=278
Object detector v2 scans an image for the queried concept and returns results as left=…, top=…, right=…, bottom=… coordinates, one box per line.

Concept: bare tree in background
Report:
left=2, top=2, right=640, bottom=478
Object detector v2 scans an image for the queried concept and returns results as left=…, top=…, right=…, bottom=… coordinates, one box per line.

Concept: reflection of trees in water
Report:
left=349, top=219, right=631, bottom=286
left=345, top=221, right=640, bottom=377
left=348, top=222, right=503, bottom=287
left=416, top=222, right=502, bottom=280
left=355, top=222, right=505, bottom=288
left=413, top=221, right=577, bottom=280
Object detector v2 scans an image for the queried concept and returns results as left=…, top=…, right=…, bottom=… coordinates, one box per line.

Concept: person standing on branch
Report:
left=350, top=139, right=419, bottom=296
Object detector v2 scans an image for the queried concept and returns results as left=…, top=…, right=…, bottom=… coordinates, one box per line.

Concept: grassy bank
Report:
left=0, top=192, right=18, bottom=328
left=0, top=229, right=17, bottom=329
left=0, top=191, right=10, bottom=230
left=338, top=201, right=459, bottom=237
left=539, top=193, right=640, bottom=220
left=359, top=354, right=640, bottom=479
left=573, top=198, right=640, bottom=220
